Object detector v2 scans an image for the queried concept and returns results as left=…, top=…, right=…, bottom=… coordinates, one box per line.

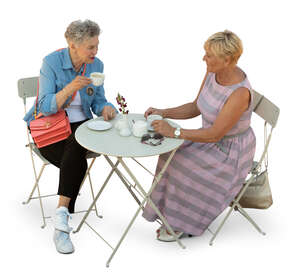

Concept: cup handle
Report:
left=131, top=118, right=139, bottom=129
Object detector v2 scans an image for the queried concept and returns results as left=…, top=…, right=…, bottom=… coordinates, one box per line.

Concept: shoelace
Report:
left=57, top=209, right=73, bottom=233
left=65, top=211, right=73, bottom=232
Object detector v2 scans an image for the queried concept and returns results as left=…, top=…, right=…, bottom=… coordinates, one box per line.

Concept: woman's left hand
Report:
left=151, top=120, right=175, bottom=137
left=102, top=106, right=116, bottom=121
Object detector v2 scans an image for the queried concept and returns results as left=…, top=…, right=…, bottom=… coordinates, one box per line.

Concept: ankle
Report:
left=56, top=206, right=69, bottom=212
left=57, top=195, right=71, bottom=209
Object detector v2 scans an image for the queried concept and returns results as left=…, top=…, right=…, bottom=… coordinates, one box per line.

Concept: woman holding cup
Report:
left=142, top=30, right=256, bottom=241
left=24, top=19, right=116, bottom=254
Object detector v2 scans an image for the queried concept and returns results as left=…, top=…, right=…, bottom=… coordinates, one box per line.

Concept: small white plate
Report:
left=87, top=120, right=112, bottom=131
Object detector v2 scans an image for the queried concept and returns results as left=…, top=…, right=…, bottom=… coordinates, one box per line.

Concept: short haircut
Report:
left=65, top=19, right=101, bottom=44
left=204, top=30, right=243, bottom=63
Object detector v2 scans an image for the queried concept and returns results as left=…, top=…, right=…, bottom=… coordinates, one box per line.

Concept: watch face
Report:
left=175, top=129, right=180, bottom=136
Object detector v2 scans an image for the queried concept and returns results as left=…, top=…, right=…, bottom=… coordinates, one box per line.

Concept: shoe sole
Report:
left=55, top=246, right=75, bottom=254
left=157, top=232, right=194, bottom=242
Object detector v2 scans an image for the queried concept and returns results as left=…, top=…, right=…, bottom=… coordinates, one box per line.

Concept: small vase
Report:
left=116, top=114, right=131, bottom=136
left=119, top=127, right=132, bottom=136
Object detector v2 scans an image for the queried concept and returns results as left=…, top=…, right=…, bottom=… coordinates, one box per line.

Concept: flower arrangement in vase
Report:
left=115, top=93, right=131, bottom=136
left=116, top=93, right=129, bottom=114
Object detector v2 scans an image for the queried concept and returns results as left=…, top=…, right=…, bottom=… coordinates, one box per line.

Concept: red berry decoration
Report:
left=116, top=93, right=129, bottom=114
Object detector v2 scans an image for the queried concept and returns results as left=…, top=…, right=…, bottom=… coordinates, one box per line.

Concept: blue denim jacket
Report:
left=24, top=48, right=116, bottom=125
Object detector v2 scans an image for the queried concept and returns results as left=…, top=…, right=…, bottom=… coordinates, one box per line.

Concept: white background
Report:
left=1, top=0, right=299, bottom=275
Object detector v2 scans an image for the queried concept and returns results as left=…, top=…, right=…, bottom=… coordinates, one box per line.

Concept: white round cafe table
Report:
left=74, top=113, right=185, bottom=267
left=75, top=113, right=184, bottom=158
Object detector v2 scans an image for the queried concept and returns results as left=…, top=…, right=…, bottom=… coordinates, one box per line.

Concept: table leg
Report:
left=118, top=151, right=186, bottom=249
left=104, top=156, right=142, bottom=207
left=73, top=159, right=120, bottom=234
left=106, top=150, right=185, bottom=267
left=106, top=195, right=148, bottom=267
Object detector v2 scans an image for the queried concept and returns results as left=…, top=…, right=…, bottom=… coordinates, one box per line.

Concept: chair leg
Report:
left=78, top=157, right=102, bottom=218
left=209, top=204, right=235, bottom=246
left=22, top=164, right=46, bottom=205
left=236, top=204, right=266, bottom=235
left=87, top=171, right=102, bottom=218
left=23, top=163, right=47, bottom=228
left=36, top=173, right=47, bottom=229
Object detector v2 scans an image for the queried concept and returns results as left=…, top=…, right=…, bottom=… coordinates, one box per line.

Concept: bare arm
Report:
left=56, top=76, right=92, bottom=109
left=162, top=102, right=200, bottom=119
left=152, top=87, right=251, bottom=141
left=56, top=87, right=72, bottom=110
left=180, top=87, right=251, bottom=142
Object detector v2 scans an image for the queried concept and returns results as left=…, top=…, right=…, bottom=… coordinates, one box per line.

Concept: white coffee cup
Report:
left=90, top=72, right=105, bottom=86
left=147, top=114, right=162, bottom=131
left=132, top=120, right=148, bottom=137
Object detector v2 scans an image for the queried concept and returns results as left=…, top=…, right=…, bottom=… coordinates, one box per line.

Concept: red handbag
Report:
left=30, top=109, right=72, bottom=148
left=30, top=63, right=86, bottom=148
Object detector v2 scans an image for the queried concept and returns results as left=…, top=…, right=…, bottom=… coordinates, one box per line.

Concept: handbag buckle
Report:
left=44, top=121, right=51, bottom=128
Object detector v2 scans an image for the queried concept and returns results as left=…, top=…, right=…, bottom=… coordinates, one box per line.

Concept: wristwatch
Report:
left=174, top=127, right=181, bottom=138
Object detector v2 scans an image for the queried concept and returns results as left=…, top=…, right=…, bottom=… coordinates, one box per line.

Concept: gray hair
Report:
left=65, top=19, right=101, bottom=44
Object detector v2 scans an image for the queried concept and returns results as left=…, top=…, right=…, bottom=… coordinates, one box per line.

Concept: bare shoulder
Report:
left=232, top=87, right=250, bottom=97
left=228, top=87, right=251, bottom=110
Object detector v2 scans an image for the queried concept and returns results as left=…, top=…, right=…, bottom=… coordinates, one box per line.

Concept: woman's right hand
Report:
left=65, top=76, right=92, bottom=95
left=144, top=107, right=165, bottom=118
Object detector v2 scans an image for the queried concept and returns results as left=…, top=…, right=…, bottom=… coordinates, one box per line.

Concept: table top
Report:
left=75, top=113, right=184, bottom=158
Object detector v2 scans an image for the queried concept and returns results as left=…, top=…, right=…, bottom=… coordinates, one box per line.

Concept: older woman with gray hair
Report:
left=142, top=30, right=256, bottom=241
left=24, top=19, right=116, bottom=254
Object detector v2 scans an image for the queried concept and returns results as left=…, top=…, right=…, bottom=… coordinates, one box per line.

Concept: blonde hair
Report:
left=204, top=30, right=243, bottom=63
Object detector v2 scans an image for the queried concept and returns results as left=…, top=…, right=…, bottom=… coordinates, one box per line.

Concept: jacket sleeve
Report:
left=90, top=62, right=117, bottom=116
left=38, top=59, right=58, bottom=116
left=91, top=85, right=117, bottom=116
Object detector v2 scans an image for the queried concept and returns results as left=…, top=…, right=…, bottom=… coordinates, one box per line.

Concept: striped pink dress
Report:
left=142, top=71, right=256, bottom=236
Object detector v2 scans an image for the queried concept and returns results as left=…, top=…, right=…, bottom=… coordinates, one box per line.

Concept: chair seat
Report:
left=29, top=143, right=100, bottom=162
left=29, top=143, right=50, bottom=164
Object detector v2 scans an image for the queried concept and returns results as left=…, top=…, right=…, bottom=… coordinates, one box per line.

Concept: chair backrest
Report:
left=18, top=77, right=39, bottom=105
left=252, top=90, right=280, bottom=128
left=18, top=77, right=39, bottom=147
left=250, top=89, right=280, bottom=171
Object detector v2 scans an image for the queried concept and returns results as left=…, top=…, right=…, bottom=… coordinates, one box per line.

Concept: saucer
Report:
left=87, top=120, right=112, bottom=131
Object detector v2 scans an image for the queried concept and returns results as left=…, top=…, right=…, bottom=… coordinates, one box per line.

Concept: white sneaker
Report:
left=53, top=207, right=74, bottom=254
left=53, top=230, right=74, bottom=254
left=53, top=206, right=72, bottom=233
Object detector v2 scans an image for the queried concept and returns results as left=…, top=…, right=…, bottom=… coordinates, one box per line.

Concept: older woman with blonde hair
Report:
left=142, top=30, right=256, bottom=241
left=24, top=19, right=116, bottom=253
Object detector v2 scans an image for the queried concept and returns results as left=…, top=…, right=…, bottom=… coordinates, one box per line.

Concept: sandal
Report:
left=156, top=225, right=164, bottom=235
left=157, top=228, right=184, bottom=242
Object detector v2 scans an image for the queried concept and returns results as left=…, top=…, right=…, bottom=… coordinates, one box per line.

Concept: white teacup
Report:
left=90, top=72, right=105, bottom=86
left=147, top=114, right=162, bottom=131
left=132, top=120, right=148, bottom=137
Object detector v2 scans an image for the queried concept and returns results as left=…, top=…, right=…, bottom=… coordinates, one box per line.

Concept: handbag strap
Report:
left=253, top=94, right=269, bottom=170
left=34, top=56, right=87, bottom=119
left=264, top=121, right=268, bottom=169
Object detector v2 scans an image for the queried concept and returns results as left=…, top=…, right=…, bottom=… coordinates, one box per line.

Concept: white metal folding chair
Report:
left=209, top=89, right=280, bottom=245
left=18, top=76, right=102, bottom=228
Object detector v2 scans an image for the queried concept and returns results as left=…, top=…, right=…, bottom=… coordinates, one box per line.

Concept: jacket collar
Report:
left=62, top=48, right=86, bottom=74
left=62, top=48, right=74, bottom=70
